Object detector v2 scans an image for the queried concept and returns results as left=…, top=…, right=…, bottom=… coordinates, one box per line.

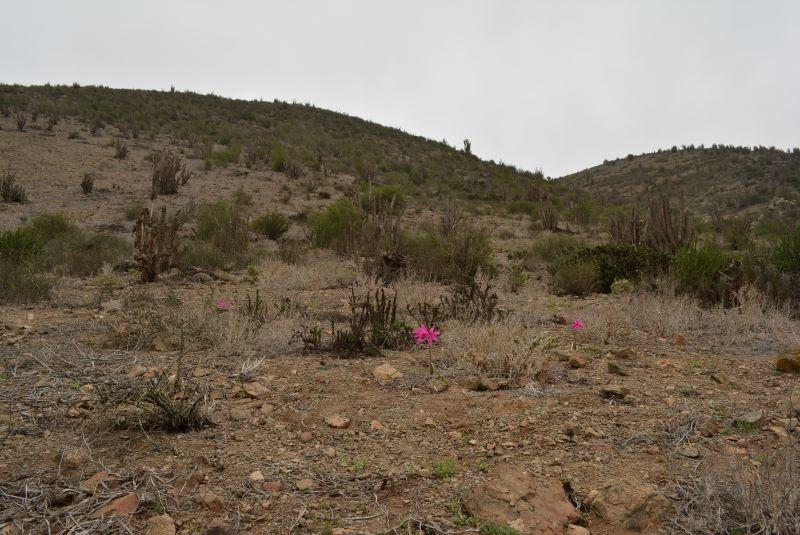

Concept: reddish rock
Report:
left=463, top=463, right=579, bottom=534
left=146, top=513, right=176, bottom=535
left=199, top=491, right=224, bottom=513
left=90, top=492, right=138, bottom=518
left=299, top=431, right=314, bottom=442
left=325, top=415, right=351, bottom=429
left=261, top=481, right=285, bottom=492
left=79, top=470, right=111, bottom=493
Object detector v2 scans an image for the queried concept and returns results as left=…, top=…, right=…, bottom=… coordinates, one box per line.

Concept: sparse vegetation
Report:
left=1, top=171, right=27, bottom=203
left=150, top=148, right=192, bottom=198
left=80, top=172, right=94, bottom=194
left=252, top=212, right=289, bottom=240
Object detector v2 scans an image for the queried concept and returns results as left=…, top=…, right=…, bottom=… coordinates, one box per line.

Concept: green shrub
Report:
left=182, top=201, right=252, bottom=270
left=548, top=257, right=599, bottom=296
left=610, top=278, right=634, bottom=294
left=0, top=260, right=53, bottom=304
left=771, top=225, right=800, bottom=274
left=124, top=204, right=145, bottom=221
left=399, top=225, right=495, bottom=284
left=670, top=245, right=736, bottom=304
left=0, top=228, right=43, bottom=261
left=42, top=231, right=129, bottom=276
left=252, top=212, right=289, bottom=240
left=1, top=171, right=27, bottom=203
left=506, top=199, right=537, bottom=215
left=360, top=184, right=406, bottom=216
left=529, top=232, right=582, bottom=264
left=548, top=244, right=659, bottom=294
left=30, top=213, right=76, bottom=240
left=311, top=199, right=364, bottom=254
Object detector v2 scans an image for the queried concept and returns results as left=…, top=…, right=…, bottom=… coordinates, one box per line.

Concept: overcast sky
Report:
left=2, top=1, right=799, bottom=176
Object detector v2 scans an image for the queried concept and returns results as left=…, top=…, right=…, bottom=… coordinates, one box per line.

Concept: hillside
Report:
left=0, top=83, right=567, bottom=205
left=558, top=145, right=800, bottom=225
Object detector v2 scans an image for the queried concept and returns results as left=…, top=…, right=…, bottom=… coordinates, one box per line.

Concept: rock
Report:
left=243, top=382, right=268, bottom=399
left=462, top=374, right=500, bottom=391
left=199, top=491, right=224, bottom=513
left=600, top=385, right=629, bottom=400
left=463, top=463, right=580, bottom=534
left=698, top=417, right=722, bottom=438
left=610, top=347, right=637, bottom=360
left=426, top=377, right=448, bottom=392
left=205, top=519, right=229, bottom=535
left=369, top=420, right=385, bottom=430
left=299, top=431, right=314, bottom=442
left=151, top=335, right=170, bottom=352
left=261, top=481, right=285, bottom=492
left=607, top=361, right=629, bottom=376
left=678, top=445, right=701, bottom=458
left=767, top=426, right=789, bottom=439
left=735, top=409, right=765, bottom=427
left=193, top=367, right=212, bottom=378
left=776, top=349, right=800, bottom=373
left=0, top=463, right=11, bottom=480
left=295, top=478, right=319, bottom=491
left=249, top=470, right=265, bottom=482
left=566, top=525, right=590, bottom=535
left=569, top=355, right=587, bottom=369
left=710, top=373, right=728, bottom=384
left=101, top=299, right=123, bottom=312
left=90, top=492, right=138, bottom=518
left=372, top=363, right=404, bottom=382
left=589, top=478, right=667, bottom=532
left=325, top=415, right=351, bottom=429
left=259, top=403, right=276, bottom=415
left=229, top=407, right=251, bottom=421
left=674, top=333, right=687, bottom=346
left=424, top=417, right=436, bottom=427
left=146, top=514, right=176, bottom=535
left=79, top=470, right=111, bottom=493
left=59, top=450, right=85, bottom=470
left=324, top=447, right=336, bottom=458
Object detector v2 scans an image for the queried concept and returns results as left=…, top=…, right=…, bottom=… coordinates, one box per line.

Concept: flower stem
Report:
left=428, top=343, right=434, bottom=376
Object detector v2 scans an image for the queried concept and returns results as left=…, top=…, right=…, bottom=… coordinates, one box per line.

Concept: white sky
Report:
left=2, top=1, right=799, bottom=177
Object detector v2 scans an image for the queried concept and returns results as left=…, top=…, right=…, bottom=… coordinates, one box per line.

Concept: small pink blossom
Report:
left=571, top=318, right=584, bottom=331
left=413, top=324, right=440, bottom=346
left=216, top=298, right=233, bottom=312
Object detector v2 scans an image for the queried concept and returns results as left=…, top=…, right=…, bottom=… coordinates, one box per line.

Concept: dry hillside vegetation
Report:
left=1, top=89, right=799, bottom=535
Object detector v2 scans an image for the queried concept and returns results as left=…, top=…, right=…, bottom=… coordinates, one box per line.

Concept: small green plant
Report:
left=344, top=456, right=369, bottom=472
left=734, top=421, right=758, bottom=434
left=252, top=212, right=289, bottom=240
left=610, top=278, right=633, bottom=294
left=232, top=185, right=252, bottom=206
left=432, top=458, right=458, bottom=479
left=124, top=203, right=145, bottom=221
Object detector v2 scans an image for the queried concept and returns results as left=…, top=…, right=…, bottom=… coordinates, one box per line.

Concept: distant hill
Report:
left=0, top=83, right=573, bottom=205
left=558, top=145, right=800, bottom=225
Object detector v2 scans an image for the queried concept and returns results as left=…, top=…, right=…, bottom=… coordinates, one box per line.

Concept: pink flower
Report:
left=571, top=318, right=584, bottom=331
left=414, top=324, right=440, bottom=346
left=216, top=298, right=233, bottom=311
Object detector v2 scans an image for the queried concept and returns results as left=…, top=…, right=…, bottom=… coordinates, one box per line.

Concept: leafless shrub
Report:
left=646, top=194, right=693, bottom=254
left=81, top=172, right=95, bottom=195
left=539, top=202, right=558, bottom=232
left=45, top=115, right=58, bottom=131
left=113, top=138, right=128, bottom=159
left=441, top=200, right=466, bottom=237
left=15, top=112, right=27, bottom=131
left=440, top=279, right=507, bottom=324
left=278, top=239, right=309, bottom=265
left=150, top=149, right=192, bottom=198
left=133, top=206, right=182, bottom=282
left=609, top=205, right=646, bottom=245
left=1, top=170, right=27, bottom=203
left=671, top=441, right=800, bottom=534
left=284, top=158, right=303, bottom=179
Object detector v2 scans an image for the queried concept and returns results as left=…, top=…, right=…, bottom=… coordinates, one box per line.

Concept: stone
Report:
left=735, top=409, right=765, bottom=427
left=101, top=299, right=123, bottom=312
left=426, top=377, right=448, bottom=392
left=678, top=445, right=701, bottom=459
left=0, top=463, right=11, bottom=480
left=151, top=335, right=170, bottom=352
left=243, top=382, right=268, bottom=399
left=199, top=491, right=224, bottom=513
left=607, top=361, right=629, bottom=376
left=710, top=373, right=728, bottom=384
left=767, top=426, right=789, bottom=439
left=424, top=417, right=436, bottom=427
left=146, top=514, right=176, bottom=535
left=259, top=403, right=276, bottom=415
left=776, top=349, right=800, bottom=373
left=229, top=407, right=251, bottom=421
left=569, top=355, right=587, bottom=369
left=674, top=333, right=687, bottom=346
left=369, top=420, right=385, bottom=430
left=372, top=363, right=404, bottom=382
left=299, top=431, right=314, bottom=442
left=249, top=470, right=265, bottom=482
left=79, top=470, right=111, bottom=493
left=589, top=478, right=667, bottom=532
left=59, top=450, right=85, bottom=470
left=698, top=417, right=722, bottom=438
left=90, top=492, right=138, bottom=518
left=566, top=525, right=590, bottom=535
left=261, top=481, right=285, bottom=492
left=610, top=347, right=638, bottom=360
left=324, top=447, right=336, bottom=458
left=462, top=374, right=500, bottom=391
left=463, top=463, right=580, bottom=534
left=205, top=519, right=229, bottom=535
left=295, top=478, right=319, bottom=491
left=325, top=415, right=351, bottom=429
left=600, top=385, right=629, bottom=400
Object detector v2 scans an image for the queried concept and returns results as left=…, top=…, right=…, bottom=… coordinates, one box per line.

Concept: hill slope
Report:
left=0, top=83, right=567, bottom=205
left=558, top=145, right=800, bottom=223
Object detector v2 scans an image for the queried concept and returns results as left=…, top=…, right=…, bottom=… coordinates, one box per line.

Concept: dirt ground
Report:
left=1, top=117, right=799, bottom=534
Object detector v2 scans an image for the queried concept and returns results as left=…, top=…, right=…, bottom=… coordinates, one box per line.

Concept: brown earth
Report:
left=1, top=116, right=799, bottom=534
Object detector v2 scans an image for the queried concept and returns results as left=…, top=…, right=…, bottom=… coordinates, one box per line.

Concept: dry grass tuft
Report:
left=671, top=441, right=800, bottom=534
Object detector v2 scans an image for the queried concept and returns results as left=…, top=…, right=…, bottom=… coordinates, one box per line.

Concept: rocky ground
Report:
left=1, top=116, right=799, bottom=534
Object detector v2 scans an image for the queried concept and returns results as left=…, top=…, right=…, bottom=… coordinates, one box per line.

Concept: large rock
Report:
left=146, top=514, right=176, bottom=535
left=588, top=478, right=667, bottom=532
left=90, top=492, right=138, bottom=518
left=776, top=349, right=800, bottom=373
left=463, top=463, right=580, bottom=534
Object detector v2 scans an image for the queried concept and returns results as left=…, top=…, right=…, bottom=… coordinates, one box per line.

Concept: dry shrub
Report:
left=80, top=172, right=94, bottom=194
left=579, top=285, right=800, bottom=349
left=1, top=171, right=27, bottom=203
left=151, top=149, right=192, bottom=198
left=441, top=318, right=555, bottom=385
left=672, top=441, right=800, bottom=534
left=113, top=138, right=128, bottom=159
left=260, top=250, right=358, bottom=290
